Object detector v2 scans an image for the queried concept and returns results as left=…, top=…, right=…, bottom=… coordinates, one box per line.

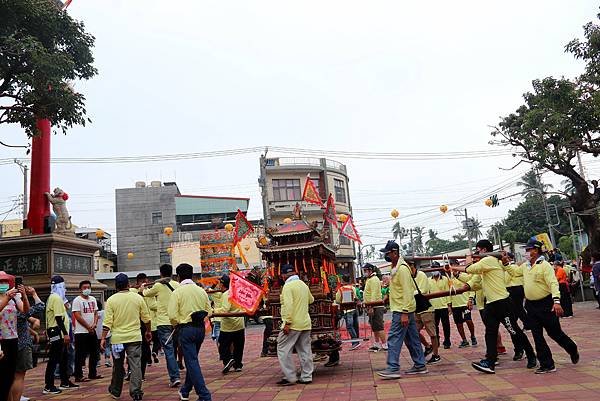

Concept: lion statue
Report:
left=45, top=187, right=74, bottom=236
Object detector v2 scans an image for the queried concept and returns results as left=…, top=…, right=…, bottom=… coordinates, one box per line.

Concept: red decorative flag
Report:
left=63, top=0, right=74, bottom=10
left=340, top=216, right=362, bottom=244
left=323, top=194, right=338, bottom=228
left=302, top=175, right=324, bottom=207
left=229, top=271, right=265, bottom=314
left=233, top=209, right=254, bottom=246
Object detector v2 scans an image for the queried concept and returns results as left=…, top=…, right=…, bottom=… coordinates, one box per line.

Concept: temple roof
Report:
left=258, top=240, right=336, bottom=255
left=267, top=219, right=318, bottom=238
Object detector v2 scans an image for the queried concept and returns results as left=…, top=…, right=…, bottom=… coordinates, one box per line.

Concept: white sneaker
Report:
left=20, top=396, right=31, bottom=401
left=381, top=344, right=389, bottom=351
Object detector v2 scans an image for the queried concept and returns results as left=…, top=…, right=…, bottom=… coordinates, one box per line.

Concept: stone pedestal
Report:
left=0, top=234, right=107, bottom=302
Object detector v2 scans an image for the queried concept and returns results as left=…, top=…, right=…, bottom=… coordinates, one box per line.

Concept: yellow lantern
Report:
left=95, top=228, right=105, bottom=239
left=391, top=209, right=399, bottom=219
left=166, top=247, right=173, bottom=255
left=485, top=198, right=493, bottom=207
left=439, top=205, right=448, bottom=213
left=127, top=252, right=135, bottom=260
left=338, top=214, right=348, bottom=223
left=283, top=217, right=292, bottom=225
left=224, top=223, right=234, bottom=232
left=258, top=236, right=268, bottom=246
left=164, top=227, right=173, bottom=236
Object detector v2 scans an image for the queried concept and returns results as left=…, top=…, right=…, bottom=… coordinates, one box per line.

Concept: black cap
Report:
left=219, top=274, right=230, bottom=289
left=362, top=263, right=376, bottom=271
left=525, top=239, right=543, bottom=251
left=280, top=264, right=295, bottom=275
left=475, top=239, right=493, bottom=252
left=51, top=275, right=64, bottom=284
left=379, top=240, right=400, bottom=254
left=115, top=273, right=129, bottom=288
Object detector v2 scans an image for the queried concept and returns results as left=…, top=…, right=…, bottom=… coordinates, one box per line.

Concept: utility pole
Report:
left=409, top=228, right=415, bottom=257
left=464, top=209, right=473, bottom=255
left=535, top=170, right=556, bottom=247
left=566, top=207, right=585, bottom=301
left=14, top=159, right=28, bottom=220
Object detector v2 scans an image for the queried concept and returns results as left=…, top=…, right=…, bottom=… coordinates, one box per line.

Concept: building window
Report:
left=334, top=179, right=347, bottom=204
left=151, top=211, right=162, bottom=225
left=272, top=179, right=301, bottom=201
left=159, top=251, right=171, bottom=264
left=339, top=235, right=351, bottom=246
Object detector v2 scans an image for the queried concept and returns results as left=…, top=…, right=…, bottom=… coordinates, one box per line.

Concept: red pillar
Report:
left=27, top=118, right=51, bottom=235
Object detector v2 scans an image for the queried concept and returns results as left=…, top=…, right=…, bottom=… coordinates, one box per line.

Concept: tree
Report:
left=0, top=0, right=97, bottom=146
left=465, top=218, right=483, bottom=242
left=392, top=222, right=407, bottom=245
left=491, top=14, right=600, bottom=258
left=412, top=227, right=425, bottom=255
left=517, top=169, right=553, bottom=199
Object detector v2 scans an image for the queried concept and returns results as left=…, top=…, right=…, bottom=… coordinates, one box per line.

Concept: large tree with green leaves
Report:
left=491, top=15, right=600, bottom=258
left=0, top=0, right=97, bottom=147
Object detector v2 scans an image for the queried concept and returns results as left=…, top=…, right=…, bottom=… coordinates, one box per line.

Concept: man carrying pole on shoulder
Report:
left=362, top=264, right=387, bottom=352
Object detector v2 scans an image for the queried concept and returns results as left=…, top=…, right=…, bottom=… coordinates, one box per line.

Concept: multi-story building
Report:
left=76, top=228, right=117, bottom=272
left=258, top=156, right=356, bottom=277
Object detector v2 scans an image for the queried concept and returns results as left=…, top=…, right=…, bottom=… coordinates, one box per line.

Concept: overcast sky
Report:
left=1, top=0, right=599, bottom=249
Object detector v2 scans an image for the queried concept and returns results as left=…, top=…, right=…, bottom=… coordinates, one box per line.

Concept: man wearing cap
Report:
left=376, top=241, right=427, bottom=379
left=214, top=274, right=246, bottom=374
left=44, top=275, right=79, bottom=394
left=503, top=240, right=579, bottom=374
left=101, top=273, right=151, bottom=401
left=451, top=239, right=536, bottom=374
left=429, top=267, right=452, bottom=350
left=276, top=264, right=314, bottom=386
left=362, top=264, right=387, bottom=352
left=168, top=263, right=212, bottom=401
left=409, top=262, right=441, bottom=365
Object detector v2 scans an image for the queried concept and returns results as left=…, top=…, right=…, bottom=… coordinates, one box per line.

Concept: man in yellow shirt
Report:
left=100, top=273, right=151, bottom=401
left=276, top=264, right=314, bottom=386
left=429, top=269, right=452, bottom=350
left=410, top=263, right=440, bottom=365
left=452, top=240, right=536, bottom=374
left=449, top=272, right=477, bottom=348
left=362, top=264, right=387, bottom=352
left=377, top=241, right=427, bottom=379
left=504, top=253, right=528, bottom=330
left=504, top=240, right=579, bottom=374
left=214, top=275, right=246, bottom=375
left=140, top=264, right=181, bottom=387
left=167, top=263, right=212, bottom=401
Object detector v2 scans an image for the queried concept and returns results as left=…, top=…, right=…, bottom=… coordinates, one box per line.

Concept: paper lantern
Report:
left=224, top=223, right=234, bottom=232
left=283, top=217, right=292, bottom=224
left=439, top=205, right=448, bottom=213
left=258, top=236, right=268, bottom=246
left=127, top=252, right=135, bottom=260
left=164, top=227, right=173, bottom=236
left=95, top=228, right=105, bottom=239
left=391, top=209, right=399, bottom=219
left=338, top=214, right=348, bottom=223
left=166, top=247, right=173, bottom=255
left=485, top=198, right=493, bottom=207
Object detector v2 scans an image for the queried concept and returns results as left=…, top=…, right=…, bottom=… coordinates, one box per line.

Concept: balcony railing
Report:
left=265, top=157, right=347, bottom=174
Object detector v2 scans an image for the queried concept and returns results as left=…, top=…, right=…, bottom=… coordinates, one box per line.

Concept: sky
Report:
left=1, top=0, right=599, bottom=250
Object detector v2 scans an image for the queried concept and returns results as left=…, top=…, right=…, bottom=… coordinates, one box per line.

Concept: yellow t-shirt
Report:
left=462, top=273, right=485, bottom=310
left=450, top=277, right=471, bottom=308
left=505, top=264, right=524, bottom=287
left=104, top=290, right=150, bottom=344
left=363, top=275, right=383, bottom=303
left=214, top=290, right=245, bottom=332
left=280, top=278, right=314, bottom=331
left=563, top=265, right=571, bottom=280
left=209, top=291, right=223, bottom=323
left=428, top=276, right=451, bottom=310
left=466, top=256, right=509, bottom=304
left=168, top=281, right=211, bottom=326
left=414, top=270, right=433, bottom=313
left=145, top=296, right=158, bottom=331
left=46, top=293, right=69, bottom=331
left=504, top=259, right=560, bottom=301
left=389, top=260, right=416, bottom=313
left=142, top=280, right=180, bottom=327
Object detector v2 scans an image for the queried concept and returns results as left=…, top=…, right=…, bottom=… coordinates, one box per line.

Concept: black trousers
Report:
left=262, top=318, right=273, bottom=355
left=434, top=308, right=451, bottom=347
left=45, top=339, right=69, bottom=388
left=525, top=296, right=578, bottom=369
left=218, top=329, right=245, bottom=369
left=0, top=338, right=18, bottom=401
left=507, top=285, right=528, bottom=327
left=559, top=283, right=573, bottom=317
left=152, top=330, right=161, bottom=354
left=483, top=297, right=534, bottom=362
left=74, top=332, right=99, bottom=379
left=140, top=326, right=151, bottom=378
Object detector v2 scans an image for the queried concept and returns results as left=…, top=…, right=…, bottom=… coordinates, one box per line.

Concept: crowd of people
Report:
left=0, top=238, right=599, bottom=400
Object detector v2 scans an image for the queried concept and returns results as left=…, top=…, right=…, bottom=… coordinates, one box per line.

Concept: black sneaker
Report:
left=43, top=387, right=62, bottom=395
left=424, top=346, right=433, bottom=357
left=526, top=356, right=537, bottom=369
left=152, top=352, right=159, bottom=364
left=427, top=355, right=441, bottom=365
left=178, top=361, right=185, bottom=370
left=59, top=381, right=79, bottom=390
left=471, top=359, right=495, bottom=374
left=222, top=359, right=235, bottom=374
left=571, top=351, right=580, bottom=364
left=535, top=366, right=556, bottom=374
left=513, top=351, right=524, bottom=361
left=443, top=344, right=451, bottom=350
left=458, top=340, right=470, bottom=348
left=471, top=337, right=478, bottom=346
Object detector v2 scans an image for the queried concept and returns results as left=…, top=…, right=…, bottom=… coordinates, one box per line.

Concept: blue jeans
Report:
left=157, top=325, right=180, bottom=382
left=386, top=312, right=425, bottom=371
left=344, top=310, right=360, bottom=346
left=211, top=322, right=221, bottom=341
left=179, top=325, right=211, bottom=401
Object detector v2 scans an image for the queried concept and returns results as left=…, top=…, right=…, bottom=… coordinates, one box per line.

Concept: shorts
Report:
left=16, top=346, right=34, bottom=372
left=369, top=307, right=385, bottom=332
left=416, top=311, right=436, bottom=337
left=452, top=306, right=472, bottom=324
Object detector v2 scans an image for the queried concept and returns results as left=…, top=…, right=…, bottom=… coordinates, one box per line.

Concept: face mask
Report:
left=0, top=284, right=9, bottom=294
left=384, top=255, right=392, bottom=262
left=82, top=289, right=92, bottom=296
